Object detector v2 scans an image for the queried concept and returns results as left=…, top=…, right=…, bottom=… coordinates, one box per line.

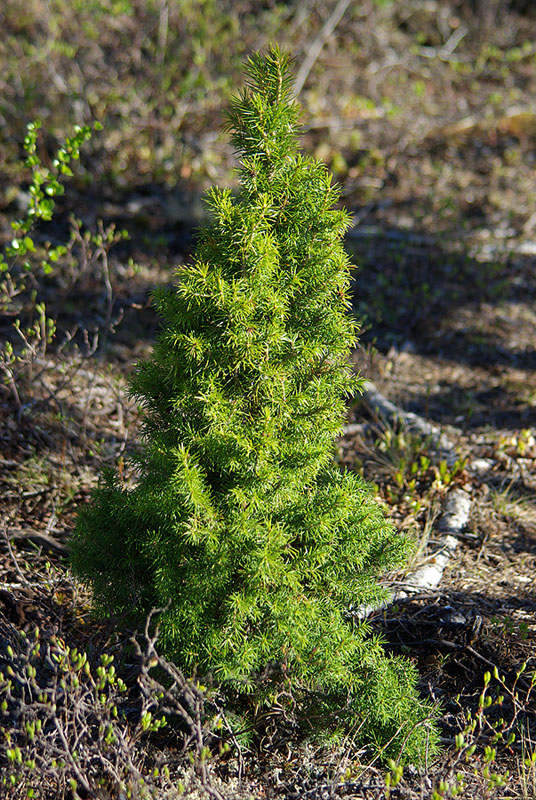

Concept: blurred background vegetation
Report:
left=1, top=0, right=535, bottom=354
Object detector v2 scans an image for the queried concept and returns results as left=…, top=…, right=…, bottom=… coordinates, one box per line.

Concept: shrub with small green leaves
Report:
left=71, top=47, right=439, bottom=764
left=1, top=120, right=99, bottom=283
left=0, top=120, right=101, bottom=409
left=0, top=619, right=218, bottom=799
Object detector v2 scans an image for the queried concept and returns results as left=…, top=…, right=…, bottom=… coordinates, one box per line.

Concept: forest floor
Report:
left=0, top=1, right=535, bottom=797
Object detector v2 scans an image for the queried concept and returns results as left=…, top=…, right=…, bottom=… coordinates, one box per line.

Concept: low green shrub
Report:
left=0, top=617, right=221, bottom=799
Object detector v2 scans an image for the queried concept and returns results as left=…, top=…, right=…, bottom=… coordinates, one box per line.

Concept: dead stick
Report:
left=294, top=0, right=352, bottom=95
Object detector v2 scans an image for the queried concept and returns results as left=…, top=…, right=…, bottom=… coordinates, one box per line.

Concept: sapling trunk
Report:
left=71, top=46, right=439, bottom=764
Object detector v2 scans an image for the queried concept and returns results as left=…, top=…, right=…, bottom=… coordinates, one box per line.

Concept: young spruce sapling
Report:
left=71, top=47, right=439, bottom=764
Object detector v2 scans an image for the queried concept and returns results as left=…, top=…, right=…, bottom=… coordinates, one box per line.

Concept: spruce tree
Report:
left=71, top=47, right=438, bottom=763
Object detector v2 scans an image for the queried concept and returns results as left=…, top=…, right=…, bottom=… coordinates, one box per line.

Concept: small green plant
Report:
left=434, top=457, right=467, bottom=487
left=71, top=47, right=439, bottom=764
left=0, top=120, right=100, bottom=409
left=384, top=757, right=404, bottom=797
left=0, top=121, right=134, bottom=422
left=0, top=617, right=220, bottom=799
left=489, top=614, right=530, bottom=641
left=520, top=727, right=536, bottom=800
left=428, top=665, right=535, bottom=799
left=1, top=120, right=99, bottom=284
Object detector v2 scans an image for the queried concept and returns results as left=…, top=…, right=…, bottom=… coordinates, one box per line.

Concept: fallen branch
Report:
left=360, top=380, right=458, bottom=465
left=347, top=383, right=473, bottom=618
left=8, top=529, right=67, bottom=556
left=294, top=0, right=352, bottom=95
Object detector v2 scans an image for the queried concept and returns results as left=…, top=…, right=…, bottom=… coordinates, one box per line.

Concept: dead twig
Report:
left=7, top=529, right=67, bottom=556
left=417, top=24, right=468, bottom=62
left=294, top=0, right=352, bottom=96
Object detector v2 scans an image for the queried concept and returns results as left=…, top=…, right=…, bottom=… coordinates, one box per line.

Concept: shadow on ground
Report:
left=347, top=225, right=535, bottom=357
